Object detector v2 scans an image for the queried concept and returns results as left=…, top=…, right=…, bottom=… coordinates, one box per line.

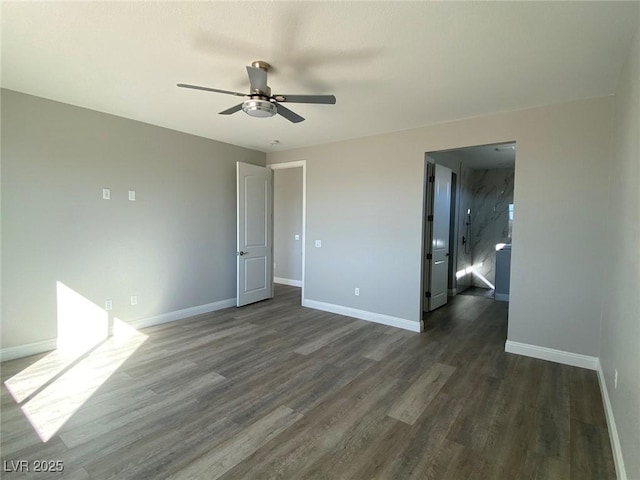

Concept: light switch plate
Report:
left=102, top=188, right=111, bottom=200
left=295, top=234, right=300, bottom=241
left=128, top=190, right=136, bottom=201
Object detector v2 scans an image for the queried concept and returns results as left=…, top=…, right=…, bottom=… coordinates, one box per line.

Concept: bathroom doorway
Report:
left=426, top=142, right=516, bottom=303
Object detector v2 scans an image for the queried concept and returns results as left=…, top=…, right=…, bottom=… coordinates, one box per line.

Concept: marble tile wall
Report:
left=469, top=168, right=515, bottom=288
left=456, top=163, right=474, bottom=291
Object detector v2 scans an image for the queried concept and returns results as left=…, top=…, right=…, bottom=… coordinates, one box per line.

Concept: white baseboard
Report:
left=504, top=342, right=627, bottom=476
left=0, top=339, right=57, bottom=362
left=274, top=277, right=303, bottom=288
left=504, top=340, right=598, bottom=370
left=129, top=298, right=236, bottom=330
left=302, top=299, right=422, bottom=332
left=1, top=298, right=236, bottom=362
left=596, top=359, right=627, bottom=480
left=495, top=293, right=509, bottom=302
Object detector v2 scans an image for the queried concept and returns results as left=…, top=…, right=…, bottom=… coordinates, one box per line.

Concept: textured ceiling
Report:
left=2, top=2, right=638, bottom=152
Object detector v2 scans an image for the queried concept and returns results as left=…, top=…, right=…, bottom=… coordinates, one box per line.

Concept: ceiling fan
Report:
left=177, top=61, right=336, bottom=123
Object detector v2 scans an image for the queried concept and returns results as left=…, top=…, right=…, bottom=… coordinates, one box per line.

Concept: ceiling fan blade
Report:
left=177, top=83, right=246, bottom=97
left=219, top=103, right=243, bottom=115
left=273, top=94, right=336, bottom=104
left=276, top=103, right=305, bottom=123
left=246, top=66, right=268, bottom=93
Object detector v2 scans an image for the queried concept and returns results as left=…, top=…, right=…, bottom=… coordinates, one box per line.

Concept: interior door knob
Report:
left=239, top=251, right=248, bottom=256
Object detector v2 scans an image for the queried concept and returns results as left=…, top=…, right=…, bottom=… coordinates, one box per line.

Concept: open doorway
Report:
left=423, top=142, right=516, bottom=318
left=270, top=161, right=306, bottom=301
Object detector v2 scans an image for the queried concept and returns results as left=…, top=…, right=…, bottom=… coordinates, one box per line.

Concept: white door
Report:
left=237, top=162, right=273, bottom=307
left=427, top=164, right=452, bottom=310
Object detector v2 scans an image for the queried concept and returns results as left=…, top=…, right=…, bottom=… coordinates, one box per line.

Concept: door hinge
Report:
left=426, top=253, right=432, bottom=260
left=427, top=214, right=434, bottom=222
left=425, top=291, right=431, bottom=298
left=428, top=175, right=435, bottom=183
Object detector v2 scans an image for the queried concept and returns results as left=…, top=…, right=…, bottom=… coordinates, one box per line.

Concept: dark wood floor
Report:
left=1, top=285, right=615, bottom=479
left=458, top=286, right=495, bottom=299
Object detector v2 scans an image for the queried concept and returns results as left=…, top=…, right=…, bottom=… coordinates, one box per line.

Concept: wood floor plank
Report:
left=570, top=367, right=608, bottom=428
left=59, top=369, right=226, bottom=449
left=362, top=328, right=414, bottom=361
left=446, top=374, right=503, bottom=451
left=168, top=406, right=302, bottom=480
left=284, top=354, right=377, bottom=415
left=306, top=415, right=406, bottom=480
left=84, top=413, right=238, bottom=480
left=515, top=449, right=571, bottom=480
left=529, top=361, right=571, bottom=459
left=426, top=439, right=504, bottom=480
left=353, top=391, right=465, bottom=479
left=219, top=366, right=402, bottom=479
left=570, top=419, right=616, bottom=480
left=0, top=285, right=617, bottom=479
left=387, top=362, right=455, bottom=425
left=292, top=318, right=367, bottom=355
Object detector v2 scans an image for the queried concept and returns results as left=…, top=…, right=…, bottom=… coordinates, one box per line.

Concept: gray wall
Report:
left=470, top=168, right=515, bottom=288
left=600, top=27, right=640, bottom=479
left=1, top=89, right=265, bottom=349
left=268, top=95, right=612, bottom=351
left=273, top=167, right=303, bottom=283
left=276, top=141, right=423, bottom=323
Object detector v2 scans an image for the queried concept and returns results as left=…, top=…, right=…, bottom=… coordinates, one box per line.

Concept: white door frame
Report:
left=269, top=160, right=307, bottom=303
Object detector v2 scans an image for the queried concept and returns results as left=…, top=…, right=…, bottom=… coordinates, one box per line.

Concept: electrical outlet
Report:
left=105, top=299, right=113, bottom=311
left=102, top=188, right=111, bottom=200
left=130, top=295, right=138, bottom=306
left=315, top=240, right=322, bottom=248
left=295, top=234, right=300, bottom=241
left=355, top=287, right=360, bottom=296
left=614, top=369, right=618, bottom=389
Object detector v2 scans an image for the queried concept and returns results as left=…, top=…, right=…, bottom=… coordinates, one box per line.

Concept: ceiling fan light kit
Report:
left=242, top=99, right=277, bottom=118
left=178, top=60, right=336, bottom=123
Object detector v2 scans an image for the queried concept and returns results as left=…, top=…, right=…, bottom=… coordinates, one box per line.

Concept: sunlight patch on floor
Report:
left=20, top=320, right=147, bottom=442
left=4, top=282, right=147, bottom=442
left=4, top=282, right=111, bottom=404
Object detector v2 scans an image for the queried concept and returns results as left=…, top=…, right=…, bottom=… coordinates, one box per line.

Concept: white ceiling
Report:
left=2, top=2, right=638, bottom=153
left=431, top=143, right=516, bottom=170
